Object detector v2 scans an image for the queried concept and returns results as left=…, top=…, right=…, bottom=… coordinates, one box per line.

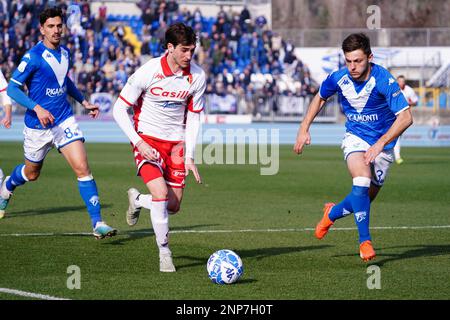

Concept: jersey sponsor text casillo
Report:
left=118, top=54, right=206, bottom=142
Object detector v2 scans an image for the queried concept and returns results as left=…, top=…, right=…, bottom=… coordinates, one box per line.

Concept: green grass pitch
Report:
left=0, top=142, right=449, bottom=300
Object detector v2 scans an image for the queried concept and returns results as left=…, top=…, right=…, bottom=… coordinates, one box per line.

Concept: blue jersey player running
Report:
left=0, top=7, right=117, bottom=239
left=294, top=33, right=413, bottom=261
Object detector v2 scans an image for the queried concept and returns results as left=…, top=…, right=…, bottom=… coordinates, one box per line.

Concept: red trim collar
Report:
left=160, top=53, right=191, bottom=77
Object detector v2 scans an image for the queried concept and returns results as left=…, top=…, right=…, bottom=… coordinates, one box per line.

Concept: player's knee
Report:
left=151, top=190, right=168, bottom=201
left=25, top=170, right=40, bottom=181
left=167, top=203, right=180, bottom=215
left=74, top=165, right=90, bottom=177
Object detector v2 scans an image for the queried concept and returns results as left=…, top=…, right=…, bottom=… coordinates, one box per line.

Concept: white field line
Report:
left=0, top=288, right=70, bottom=300
left=0, top=225, right=449, bottom=237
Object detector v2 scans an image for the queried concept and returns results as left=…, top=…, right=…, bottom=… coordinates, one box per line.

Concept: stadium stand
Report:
left=0, top=0, right=320, bottom=120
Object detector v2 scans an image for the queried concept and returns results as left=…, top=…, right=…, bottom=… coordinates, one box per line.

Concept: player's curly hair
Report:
left=39, top=7, right=64, bottom=25
left=342, top=33, right=372, bottom=56
left=164, top=22, right=197, bottom=49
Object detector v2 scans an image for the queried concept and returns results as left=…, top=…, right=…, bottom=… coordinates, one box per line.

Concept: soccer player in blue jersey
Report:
left=294, top=33, right=413, bottom=261
left=0, top=7, right=117, bottom=239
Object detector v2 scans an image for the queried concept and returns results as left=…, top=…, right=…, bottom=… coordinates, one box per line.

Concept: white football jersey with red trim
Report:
left=118, top=54, right=206, bottom=142
left=0, top=70, right=12, bottom=105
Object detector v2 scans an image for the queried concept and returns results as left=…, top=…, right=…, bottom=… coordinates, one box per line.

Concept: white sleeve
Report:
left=185, top=111, right=201, bottom=160
left=112, top=67, right=150, bottom=146
left=112, top=97, right=143, bottom=147
left=187, top=70, right=206, bottom=113
left=0, top=71, right=12, bottom=106
left=406, top=86, right=418, bottom=104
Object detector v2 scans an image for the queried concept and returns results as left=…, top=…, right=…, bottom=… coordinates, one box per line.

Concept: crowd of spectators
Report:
left=0, top=0, right=318, bottom=116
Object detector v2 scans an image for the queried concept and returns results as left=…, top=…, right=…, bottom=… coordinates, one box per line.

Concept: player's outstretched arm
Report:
left=1, top=103, right=12, bottom=128
left=112, top=96, right=159, bottom=162
left=185, top=111, right=202, bottom=184
left=82, top=100, right=100, bottom=119
left=364, top=108, right=413, bottom=165
left=294, top=93, right=327, bottom=155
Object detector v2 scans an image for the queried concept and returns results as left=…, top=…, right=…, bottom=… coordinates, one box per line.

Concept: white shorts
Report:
left=341, top=133, right=394, bottom=187
left=23, top=116, right=85, bottom=163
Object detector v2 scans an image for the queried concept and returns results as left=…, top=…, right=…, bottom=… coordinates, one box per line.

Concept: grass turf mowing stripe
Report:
left=0, top=225, right=449, bottom=237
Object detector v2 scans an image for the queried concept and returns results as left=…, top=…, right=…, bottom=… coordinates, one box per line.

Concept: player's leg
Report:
left=59, top=139, right=116, bottom=238
left=167, top=186, right=183, bottom=215
left=126, top=180, right=183, bottom=222
left=316, top=134, right=364, bottom=238
left=369, top=148, right=394, bottom=202
left=394, top=136, right=403, bottom=164
left=140, top=164, right=175, bottom=272
left=346, top=152, right=375, bottom=261
left=0, top=127, right=52, bottom=218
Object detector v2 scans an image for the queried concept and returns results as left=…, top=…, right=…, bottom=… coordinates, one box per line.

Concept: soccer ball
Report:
left=207, top=249, right=243, bottom=284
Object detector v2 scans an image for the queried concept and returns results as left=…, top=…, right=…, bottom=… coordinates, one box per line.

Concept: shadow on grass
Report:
left=333, top=244, right=450, bottom=266
left=175, top=245, right=332, bottom=271
left=105, top=224, right=221, bottom=246
left=374, top=244, right=450, bottom=266
left=6, top=204, right=112, bottom=217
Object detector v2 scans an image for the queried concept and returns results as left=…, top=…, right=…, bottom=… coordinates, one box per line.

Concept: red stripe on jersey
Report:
left=182, top=65, right=191, bottom=77
left=133, top=94, right=144, bottom=131
left=119, top=95, right=133, bottom=107
left=161, top=54, right=173, bottom=76
left=161, top=53, right=192, bottom=77
left=186, top=95, right=203, bottom=113
left=0, top=87, right=6, bottom=92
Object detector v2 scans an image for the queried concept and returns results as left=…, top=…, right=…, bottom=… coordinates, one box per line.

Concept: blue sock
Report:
left=328, top=194, right=353, bottom=222
left=78, top=177, right=102, bottom=228
left=349, top=177, right=371, bottom=243
left=6, top=164, right=28, bottom=192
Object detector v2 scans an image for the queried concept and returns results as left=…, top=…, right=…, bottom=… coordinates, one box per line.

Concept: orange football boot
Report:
left=314, top=202, right=335, bottom=239
left=359, top=240, right=376, bottom=262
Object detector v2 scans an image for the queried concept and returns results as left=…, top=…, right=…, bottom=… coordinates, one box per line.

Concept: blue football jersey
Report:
left=11, top=41, right=74, bottom=129
left=319, top=63, right=409, bottom=149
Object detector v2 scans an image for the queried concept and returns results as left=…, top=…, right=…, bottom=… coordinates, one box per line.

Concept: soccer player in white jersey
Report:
left=113, top=22, right=205, bottom=272
left=393, top=75, right=418, bottom=164
left=0, top=69, right=12, bottom=129
left=0, top=68, right=13, bottom=210
left=0, top=8, right=117, bottom=239
left=294, top=33, right=413, bottom=261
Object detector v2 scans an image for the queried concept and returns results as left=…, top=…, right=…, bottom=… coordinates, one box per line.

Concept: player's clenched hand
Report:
left=293, top=131, right=311, bottom=155
left=82, top=100, right=100, bottom=119
left=364, top=142, right=384, bottom=165
left=185, top=157, right=202, bottom=184
left=0, top=114, right=11, bottom=128
left=136, top=140, right=160, bottom=161
left=33, top=105, right=55, bottom=128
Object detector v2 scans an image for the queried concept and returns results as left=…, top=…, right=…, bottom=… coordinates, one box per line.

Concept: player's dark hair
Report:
left=39, top=7, right=64, bottom=25
left=342, top=33, right=372, bottom=56
left=164, top=22, right=197, bottom=49
left=397, top=75, right=405, bottom=80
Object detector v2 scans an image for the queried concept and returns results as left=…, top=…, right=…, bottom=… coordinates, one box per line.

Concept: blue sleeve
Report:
left=319, top=73, right=338, bottom=100
left=66, top=77, right=84, bottom=104
left=7, top=78, right=38, bottom=110
left=10, top=52, right=38, bottom=86
left=379, top=71, right=409, bottom=114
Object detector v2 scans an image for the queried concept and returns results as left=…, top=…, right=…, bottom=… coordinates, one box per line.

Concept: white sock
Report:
left=135, top=194, right=152, bottom=210
left=394, top=139, right=401, bottom=160
left=150, top=199, right=171, bottom=255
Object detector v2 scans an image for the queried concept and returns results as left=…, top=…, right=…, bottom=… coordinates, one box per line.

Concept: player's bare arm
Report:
left=1, top=104, right=12, bottom=128
left=294, top=93, right=327, bottom=154
left=365, top=108, right=413, bottom=165
left=185, top=157, right=202, bottom=184
left=33, top=104, right=55, bottom=128
left=82, top=100, right=100, bottom=119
